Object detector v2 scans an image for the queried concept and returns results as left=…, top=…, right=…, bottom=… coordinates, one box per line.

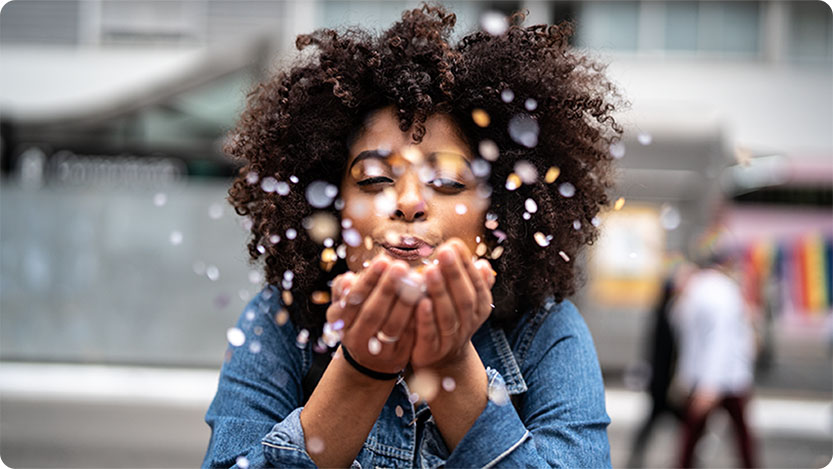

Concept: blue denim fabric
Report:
left=203, top=285, right=611, bottom=468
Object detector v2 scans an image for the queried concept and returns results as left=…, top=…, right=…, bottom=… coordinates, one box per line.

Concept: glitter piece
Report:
left=284, top=270, right=295, bottom=281
left=169, top=231, right=183, bottom=246
left=660, top=203, right=681, bottom=230
left=480, top=10, right=508, bottom=35
left=282, top=290, right=294, bottom=306
left=256, top=244, right=266, bottom=254
left=479, top=139, right=499, bottom=161
left=614, top=197, right=626, bottom=211
left=524, top=198, right=538, bottom=213
left=558, top=251, right=570, bottom=262
left=236, top=456, right=250, bottom=469
left=153, top=192, right=167, bottom=207
left=206, top=265, right=220, bottom=281
left=472, top=108, right=490, bottom=127
left=307, top=436, right=325, bottom=454
left=311, top=291, right=330, bottom=304
left=395, top=405, right=404, bottom=418
left=245, top=309, right=256, bottom=321
left=610, top=141, right=626, bottom=159
left=558, top=182, right=576, bottom=198
left=476, top=243, right=487, bottom=257
left=276, top=181, right=290, bottom=195
left=534, top=232, right=550, bottom=247
left=261, top=177, right=278, bottom=192
left=591, top=216, right=601, bottom=227
left=306, top=180, right=338, bottom=208
left=368, top=337, right=382, bottom=355
left=269, top=234, right=281, bottom=244
left=491, top=246, right=504, bottom=259
left=275, top=309, right=289, bottom=326
left=324, top=238, right=334, bottom=248
left=248, top=270, right=263, bottom=284
left=514, top=161, right=538, bottom=184
left=545, top=166, right=560, bottom=183
left=362, top=260, right=371, bottom=268
left=522, top=212, right=531, bottom=220
left=455, top=203, right=468, bottom=215
left=500, top=89, right=514, bottom=103
left=508, top=114, right=539, bottom=148
left=290, top=175, right=299, bottom=183
left=525, top=98, right=538, bottom=111
left=246, top=172, right=259, bottom=184
left=226, top=327, right=245, bottom=347
left=442, top=377, right=457, bottom=392
left=572, top=220, right=582, bottom=230
left=286, top=228, right=297, bottom=240
left=505, top=173, right=521, bottom=191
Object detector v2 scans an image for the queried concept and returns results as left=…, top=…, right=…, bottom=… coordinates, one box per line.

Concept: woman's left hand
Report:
left=409, top=238, right=496, bottom=371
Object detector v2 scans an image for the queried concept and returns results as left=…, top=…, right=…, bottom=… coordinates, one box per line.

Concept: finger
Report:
left=436, top=244, right=476, bottom=331
left=475, top=258, right=497, bottom=290
left=395, top=313, right=418, bottom=354
left=351, top=260, right=409, bottom=337
left=414, top=297, right=439, bottom=355
left=450, top=244, right=493, bottom=322
left=424, top=259, right=460, bottom=342
left=339, top=257, right=389, bottom=329
left=379, top=273, right=423, bottom=343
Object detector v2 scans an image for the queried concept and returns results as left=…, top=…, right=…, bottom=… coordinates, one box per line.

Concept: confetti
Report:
left=236, top=456, right=250, bottom=469
left=256, top=244, right=266, bottom=254
left=374, top=188, right=397, bottom=215
left=408, top=370, right=439, bottom=402
left=610, top=141, right=626, bottom=159
left=296, top=329, right=310, bottom=348
left=206, top=265, right=220, bottom=281
left=572, top=220, right=582, bottom=230
left=261, top=177, right=278, bottom=192
left=275, top=309, right=289, bottom=326
left=304, top=212, right=339, bottom=244
left=248, top=270, right=263, bottom=284
left=472, top=108, right=490, bottom=127
left=169, top=231, right=183, bottom=246
left=395, top=405, right=404, bottom=418
left=153, top=192, right=167, bottom=207
left=522, top=212, right=531, bottom=220
left=480, top=10, right=508, bottom=35
left=500, top=89, right=514, bottom=103
left=479, top=139, right=499, bottom=161
left=591, top=216, right=601, bottom=227
left=208, top=203, right=223, bottom=219
left=245, top=171, right=259, bottom=184
left=455, top=204, right=468, bottom=215
left=307, top=436, right=325, bottom=454
left=558, top=251, right=570, bottom=262
left=289, top=175, right=299, bottom=183
left=514, top=160, right=538, bottom=184
left=282, top=290, right=294, bottom=306
left=638, top=132, right=652, bottom=145
left=368, top=337, right=382, bottom=355
left=276, top=181, right=290, bottom=196
left=248, top=341, right=262, bottom=354
left=269, top=234, right=281, bottom=244
left=614, top=197, right=625, bottom=211
left=485, top=219, right=498, bottom=230
left=306, top=181, right=338, bottom=208
left=505, top=173, right=521, bottom=191
left=364, top=236, right=374, bottom=251
left=558, top=182, right=575, bottom=197
left=193, top=261, right=206, bottom=275
left=490, top=246, right=504, bottom=259
left=508, top=114, right=539, bottom=148
left=311, top=291, right=330, bottom=304
left=286, top=228, right=297, bottom=240
left=476, top=243, right=487, bottom=257
left=472, top=159, right=491, bottom=179
left=525, top=98, right=537, bottom=111
left=660, top=203, right=681, bottom=230
left=524, top=198, right=538, bottom=213
left=545, top=166, right=560, bottom=183
left=442, top=377, right=456, bottom=392
left=226, top=327, right=245, bottom=347
left=534, top=232, right=550, bottom=247
left=398, top=273, right=425, bottom=305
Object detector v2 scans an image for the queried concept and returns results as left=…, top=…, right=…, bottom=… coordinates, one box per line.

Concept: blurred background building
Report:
left=1, top=0, right=830, bottom=467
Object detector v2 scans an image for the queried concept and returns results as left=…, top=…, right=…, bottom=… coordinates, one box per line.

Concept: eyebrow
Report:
left=348, top=149, right=472, bottom=171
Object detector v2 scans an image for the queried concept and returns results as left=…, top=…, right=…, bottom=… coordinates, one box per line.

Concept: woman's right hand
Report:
left=326, top=254, right=422, bottom=375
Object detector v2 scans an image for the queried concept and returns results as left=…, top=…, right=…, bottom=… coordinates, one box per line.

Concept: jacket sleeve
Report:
left=202, top=289, right=332, bottom=468
left=422, top=303, right=611, bottom=468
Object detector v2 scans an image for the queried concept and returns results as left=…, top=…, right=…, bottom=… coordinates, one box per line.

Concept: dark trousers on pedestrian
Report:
left=680, top=392, right=756, bottom=468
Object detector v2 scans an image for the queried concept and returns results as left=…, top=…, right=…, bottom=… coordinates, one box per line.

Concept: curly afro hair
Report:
left=226, top=3, right=623, bottom=337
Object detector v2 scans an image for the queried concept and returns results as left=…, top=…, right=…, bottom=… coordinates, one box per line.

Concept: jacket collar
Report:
left=472, top=321, right=528, bottom=395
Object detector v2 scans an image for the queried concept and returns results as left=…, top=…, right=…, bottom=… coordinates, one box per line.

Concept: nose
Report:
left=392, top=173, right=426, bottom=222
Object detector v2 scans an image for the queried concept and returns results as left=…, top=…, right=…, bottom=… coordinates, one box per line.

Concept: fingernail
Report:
left=373, top=259, right=388, bottom=274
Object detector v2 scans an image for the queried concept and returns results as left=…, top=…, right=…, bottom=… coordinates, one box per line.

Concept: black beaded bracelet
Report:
left=340, top=345, right=402, bottom=381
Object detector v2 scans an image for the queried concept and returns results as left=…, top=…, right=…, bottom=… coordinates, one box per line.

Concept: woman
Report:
left=204, top=4, right=622, bottom=467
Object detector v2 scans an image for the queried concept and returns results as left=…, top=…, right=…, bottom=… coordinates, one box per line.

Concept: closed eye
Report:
left=357, top=176, right=394, bottom=186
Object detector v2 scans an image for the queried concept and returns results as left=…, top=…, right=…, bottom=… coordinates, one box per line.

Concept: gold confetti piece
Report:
left=275, top=308, right=289, bottom=325
left=364, top=236, right=373, bottom=251
left=490, top=246, right=504, bottom=259
left=505, top=173, right=521, bottom=191
left=534, top=232, right=550, bottom=247
left=282, top=290, right=294, bottom=306
left=476, top=243, right=487, bottom=257
left=311, top=291, right=330, bottom=304
left=545, top=166, right=560, bottom=183
left=471, top=108, right=490, bottom=127
left=614, top=197, right=625, bottom=211
left=320, top=247, right=337, bottom=272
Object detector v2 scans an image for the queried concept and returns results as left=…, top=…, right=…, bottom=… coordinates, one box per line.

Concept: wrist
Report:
left=413, top=341, right=479, bottom=378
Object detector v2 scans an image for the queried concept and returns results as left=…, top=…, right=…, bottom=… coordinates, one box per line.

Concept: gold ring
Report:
left=376, top=330, right=399, bottom=343
left=439, top=320, right=460, bottom=336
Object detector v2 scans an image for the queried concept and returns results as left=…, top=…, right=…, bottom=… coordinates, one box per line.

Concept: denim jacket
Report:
left=203, top=285, right=611, bottom=468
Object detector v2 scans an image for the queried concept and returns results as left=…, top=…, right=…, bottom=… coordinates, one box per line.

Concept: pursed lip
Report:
left=381, top=236, right=435, bottom=261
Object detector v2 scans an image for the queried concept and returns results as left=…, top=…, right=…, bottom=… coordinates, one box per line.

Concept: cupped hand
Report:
left=326, top=254, right=422, bottom=376
left=409, top=238, right=496, bottom=371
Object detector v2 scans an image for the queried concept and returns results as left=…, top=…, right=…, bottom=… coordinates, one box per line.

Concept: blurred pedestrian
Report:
left=626, top=262, right=689, bottom=468
left=671, top=251, right=757, bottom=468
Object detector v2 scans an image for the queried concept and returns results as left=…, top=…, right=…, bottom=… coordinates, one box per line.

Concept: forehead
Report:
left=348, top=107, right=471, bottom=158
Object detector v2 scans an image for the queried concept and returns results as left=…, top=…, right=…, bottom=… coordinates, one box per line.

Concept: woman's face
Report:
left=341, top=106, right=488, bottom=272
